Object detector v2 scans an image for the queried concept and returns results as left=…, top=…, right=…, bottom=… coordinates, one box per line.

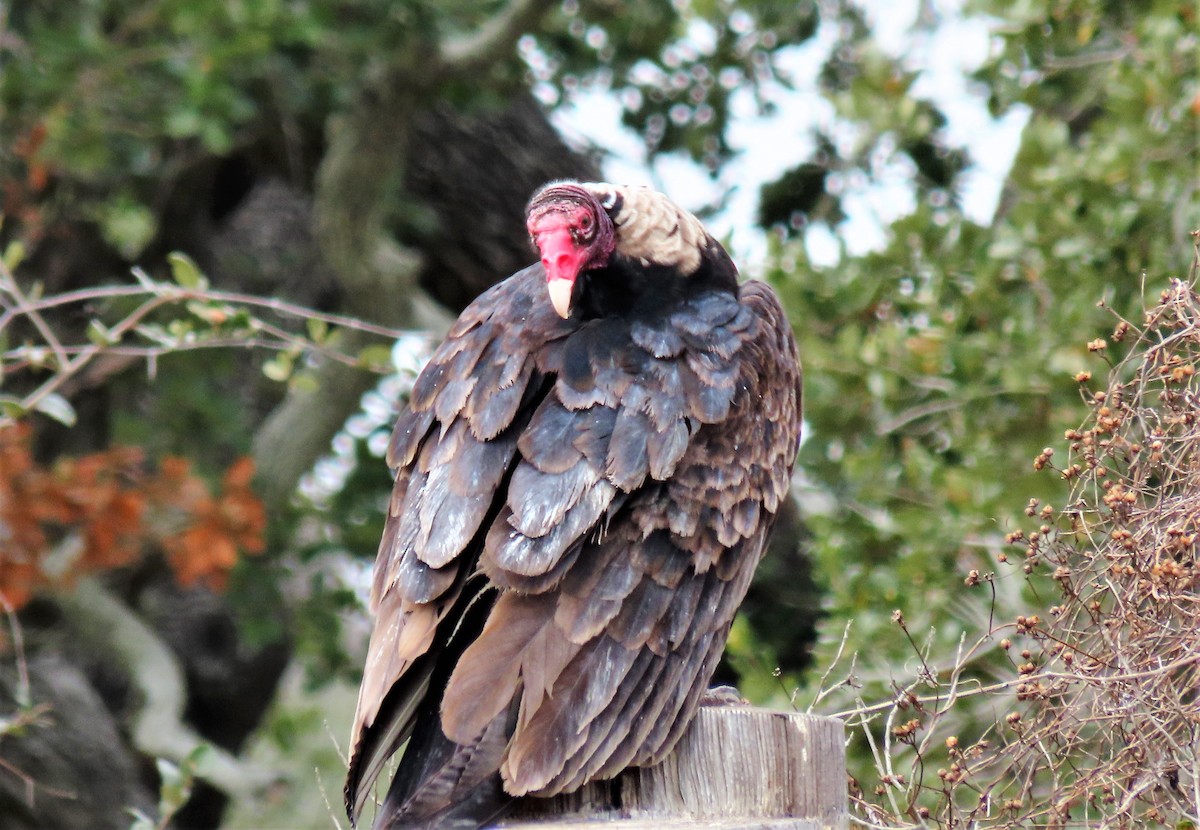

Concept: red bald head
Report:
left=526, top=182, right=616, bottom=318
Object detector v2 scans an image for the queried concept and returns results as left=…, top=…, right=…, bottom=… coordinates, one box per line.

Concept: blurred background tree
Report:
left=782, top=0, right=1196, bottom=720
left=771, top=0, right=1196, bottom=822
left=0, top=0, right=1196, bottom=827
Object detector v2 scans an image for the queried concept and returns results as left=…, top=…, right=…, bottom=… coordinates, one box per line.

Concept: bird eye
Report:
left=578, top=213, right=594, bottom=238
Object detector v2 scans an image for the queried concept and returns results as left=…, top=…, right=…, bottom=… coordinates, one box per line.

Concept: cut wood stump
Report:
left=500, top=706, right=847, bottom=829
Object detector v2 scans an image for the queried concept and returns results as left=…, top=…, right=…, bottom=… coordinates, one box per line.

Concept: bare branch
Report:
left=840, top=247, right=1200, bottom=827
left=0, top=261, right=448, bottom=431
left=56, top=577, right=282, bottom=800
left=440, top=0, right=559, bottom=73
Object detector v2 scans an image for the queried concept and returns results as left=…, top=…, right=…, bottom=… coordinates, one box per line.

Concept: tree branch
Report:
left=255, top=61, right=431, bottom=512
left=56, top=578, right=280, bottom=800
left=256, top=0, right=565, bottom=511
left=440, top=0, right=559, bottom=74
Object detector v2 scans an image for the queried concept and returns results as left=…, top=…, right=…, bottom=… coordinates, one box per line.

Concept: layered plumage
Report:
left=345, top=181, right=803, bottom=829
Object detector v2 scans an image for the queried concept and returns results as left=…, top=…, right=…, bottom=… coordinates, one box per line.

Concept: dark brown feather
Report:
left=345, top=189, right=802, bottom=829
left=438, top=593, right=549, bottom=743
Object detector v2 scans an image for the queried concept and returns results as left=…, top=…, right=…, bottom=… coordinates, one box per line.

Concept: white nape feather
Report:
left=583, top=183, right=707, bottom=275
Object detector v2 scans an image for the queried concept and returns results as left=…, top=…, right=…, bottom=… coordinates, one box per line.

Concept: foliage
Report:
left=0, top=603, right=54, bottom=806
left=763, top=0, right=1199, bottom=825
left=1, top=0, right=828, bottom=682
left=828, top=243, right=1200, bottom=827
left=775, top=0, right=1197, bottom=689
left=526, top=0, right=821, bottom=169
left=1, top=0, right=1198, bottom=825
left=2, top=0, right=327, bottom=248
left=1, top=0, right=822, bottom=254
left=0, top=247, right=402, bottom=429
left=129, top=745, right=209, bottom=830
left=0, top=238, right=408, bottom=610
left=0, top=422, right=264, bottom=607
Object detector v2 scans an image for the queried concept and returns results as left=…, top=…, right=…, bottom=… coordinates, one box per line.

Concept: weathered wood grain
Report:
left=500, top=707, right=847, bottom=829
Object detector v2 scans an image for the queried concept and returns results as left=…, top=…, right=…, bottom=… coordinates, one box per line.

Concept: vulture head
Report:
left=527, top=181, right=711, bottom=318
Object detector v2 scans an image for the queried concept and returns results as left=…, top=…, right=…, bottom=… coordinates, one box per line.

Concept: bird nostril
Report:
left=543, top=252, right=574, bottom=276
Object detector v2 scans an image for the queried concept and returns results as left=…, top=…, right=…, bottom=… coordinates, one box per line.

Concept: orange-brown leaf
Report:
left=223, top=457, right=256, bottom=489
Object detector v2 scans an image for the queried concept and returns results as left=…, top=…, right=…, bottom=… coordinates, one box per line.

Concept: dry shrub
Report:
left=841, top=236, right=1200, bottom=829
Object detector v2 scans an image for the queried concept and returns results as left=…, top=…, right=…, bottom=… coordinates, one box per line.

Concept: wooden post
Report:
left=500, top=706, right=847, bottom=829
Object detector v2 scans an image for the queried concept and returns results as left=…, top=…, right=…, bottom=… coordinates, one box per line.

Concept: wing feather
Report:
left=635, top=628, right=724, bottom=762
left=605, top=407, right=652, bottom=490
left=553, top=535, right=642, bottom=643
left=553, top=648, right=663, bottom=790
left=387, top=407, right=435, bottom=470
left=347, top=262, right=803, bottom=827
left=592, top=639, right=707, bottom=779
left=484, top=478, right=616, bottom=577
left=487, top=278, right=800, bottom=798
left=630, top=318, right=685, bottom=358
left=416, top=425, right=519, bottom=568
left=571, top=404, right=617, bottom=462
left=438, top=593, right=548, bottom=743
left=518, top=395, right=585, bottom=473
left=346, top=268, right=559, bottom=825
left=605, top=577, right=677, bottom=650
left=646, top=417, right=690, bottom=479
left=501, top=635, right=640, bottom=795
left=506, top=457, right=599, bottom=538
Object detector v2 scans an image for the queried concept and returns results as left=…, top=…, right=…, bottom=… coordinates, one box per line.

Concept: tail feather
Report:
left=366, top=577, right=518, bottom=830
left=372, top=698, right=518, bottom=830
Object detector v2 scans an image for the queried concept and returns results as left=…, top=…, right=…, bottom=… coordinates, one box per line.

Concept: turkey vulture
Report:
left=345, top=181, right=803, bottom=828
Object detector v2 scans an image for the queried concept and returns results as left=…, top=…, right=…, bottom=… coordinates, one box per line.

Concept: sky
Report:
left=550, top=0, right=1028, bottom=269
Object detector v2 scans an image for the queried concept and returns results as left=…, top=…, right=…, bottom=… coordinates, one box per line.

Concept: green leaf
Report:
left=0, top=396, right=27, bottom=419
left=125, top=808, right=156, bottom=830
left=86, top=319, right=114, bottom=346
left=155, top=757, right=187, bottom=813
left=186, top=300, right=232, bottom=327
left=33, top=393, right=77, bottom=427
left=166, top=319, right=196, bottom=340
left=356, top=344, right=394, bottom=371
left=167, top=252, right=208, bottom=290
left=154, top=744, right=208, bottom=820
left=98, top=197, right=156, bottom=260
left=290, top=372, right=319, bottom=394
left=199, top=120, right=234, bottom=154
left=262, top=352, right=294, bottom=381
left=22, top=346, right=52, bottom=370
left=134, top=323, right=174, bottom=347
left=165, top=108, right=203, bottom=139
left=305, top=318, right=328, bottom=343
left=2, top=240, right=24, bottom=272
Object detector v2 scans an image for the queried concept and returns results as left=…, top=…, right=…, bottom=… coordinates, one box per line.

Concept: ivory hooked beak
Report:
left=547, top=278, right=573, bottom=319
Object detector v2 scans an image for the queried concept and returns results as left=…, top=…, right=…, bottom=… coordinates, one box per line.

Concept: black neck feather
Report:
left=572, top=239, right=738, bottom=321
